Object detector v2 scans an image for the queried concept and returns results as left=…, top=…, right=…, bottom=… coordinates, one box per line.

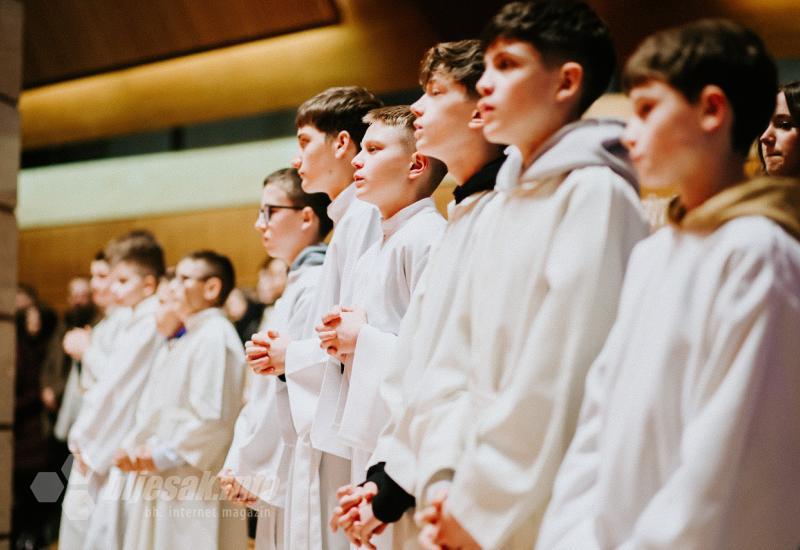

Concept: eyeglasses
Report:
left=257, top=204, right=304, bottom=223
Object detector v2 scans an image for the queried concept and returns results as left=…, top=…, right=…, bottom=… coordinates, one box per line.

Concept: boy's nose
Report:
left=291, top=156, right=302, bottom=169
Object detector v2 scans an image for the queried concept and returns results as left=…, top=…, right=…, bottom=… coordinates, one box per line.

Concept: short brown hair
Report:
left=105, top=230, right=165, bottom=279
left=184, top=250, right=235, bottom=306
left=623, top=19, right=777, bottom=156
left=295, top=86, right=383, bottom=149
left=419, top=40, right=485, bottom=98
left=263, top=167, right=333, bottom=239
left=364, top=105, right=448, bottom=196
left=482, top=0, right=616, bottom=115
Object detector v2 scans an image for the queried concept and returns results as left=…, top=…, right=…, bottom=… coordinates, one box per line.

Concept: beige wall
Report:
left=0, top=0, right=22, bottom=548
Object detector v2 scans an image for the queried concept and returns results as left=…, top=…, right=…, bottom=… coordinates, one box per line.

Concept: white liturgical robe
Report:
left=59, top=306, right=132, bottom=549
left=335, top=198, right=445, bottom=478
left=223, top=248, right=325, bottom=550
left=281, top=184, right=382, bottom=549
left=538, top=212, right=800, bottom=550
left=405, top=119, right=648, bottom=548
left=121, top=307, right=248, bottom=550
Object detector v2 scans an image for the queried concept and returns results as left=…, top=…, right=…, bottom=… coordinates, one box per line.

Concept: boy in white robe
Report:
left=538, top=20, right=800, bottom=550
left=219, top=167, right=332, bottom=549
left=116, top=250, right=247, bottom=550
left=329, top=40, right=505, bottom=549
left=314, top=106, right=447, bottom=543
left=68, top=231, right=166, bottom=550
left=245, top=87, right=383, bottom=549
left=409, top=2, right=649, bottom=548
left=58, top=249, right=131, bottom=549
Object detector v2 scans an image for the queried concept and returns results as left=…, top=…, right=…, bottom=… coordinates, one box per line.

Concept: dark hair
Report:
left=482, top=0, right=615, bottom=115
left=780, top=81, right=800, bottom=125
left=184, top=250, right=236, bottom=307
left=419, top=40, right=485, bottom=98
left=295, top=86, right=384, bottom=150
left=105, top=230, right=165, bottom=279
left=93, top=249, right=107, bottom=263
left=623, top=19, right=777, bottom=156
left=263, top=167, right=333, bottom=239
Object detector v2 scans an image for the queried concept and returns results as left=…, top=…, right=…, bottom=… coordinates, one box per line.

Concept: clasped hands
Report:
left=245, top=329, right=289, bottom=376
left=315, top=305, right=367, bottom=363
left=217, top=468, right=259, bottom=507
left=113, top=445, right=158, bottom=473
left=329, top=482, right=386, bottom=549
left=416, top=489, right=480, bottom=550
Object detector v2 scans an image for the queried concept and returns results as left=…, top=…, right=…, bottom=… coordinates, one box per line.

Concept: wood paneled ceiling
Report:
left=23, top=0, right=339, bottom=88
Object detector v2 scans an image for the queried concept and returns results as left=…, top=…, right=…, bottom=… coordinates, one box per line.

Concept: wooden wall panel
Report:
left=19, top=181, right=456, bottom=314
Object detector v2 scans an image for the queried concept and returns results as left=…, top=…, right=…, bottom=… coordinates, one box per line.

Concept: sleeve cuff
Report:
left=366, top=462, right=416, bottom=523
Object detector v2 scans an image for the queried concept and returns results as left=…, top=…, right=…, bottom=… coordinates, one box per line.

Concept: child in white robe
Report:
left=245, top=87, right=383, bottom=549
left=68, top=231, right=166, bottom=550
left=314, top=106, right=447, bottom=547
left=328, top=40, right=505, bottom=549
left=117, top=250, right=247, bottom=550
left=219, top=167, right=332, bottom=550
left=410, top=3, right=649, bottom=548
left=538, top=19, right=800, bottom=550
left=58, top=250, right=131, bottom=549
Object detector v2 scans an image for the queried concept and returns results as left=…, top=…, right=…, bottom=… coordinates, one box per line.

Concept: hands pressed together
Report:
left=415, top=489, right=480, bottom=550
left=329, top=482, right=386, bottom=549
left=245, top=330, right=289, bottom=376
left=315, top=305, right=367, bottom=363
left=113, top=445, right=157, bottom=473
left=217, top=468, right=259, bottom=507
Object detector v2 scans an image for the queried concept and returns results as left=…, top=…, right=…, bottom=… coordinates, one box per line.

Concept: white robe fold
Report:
left=59, top=306, right=132, bottom=549
left=334, top=198, right=445, bottom=480
left=538, top=216, right=800, bottom=550
left=223, top=261, right=323, bottom=550
left=281, top=184, right=382, bottom=549
left=121, top=307, right=248, bottom=550
left=403, top=121, right=649, bottom=548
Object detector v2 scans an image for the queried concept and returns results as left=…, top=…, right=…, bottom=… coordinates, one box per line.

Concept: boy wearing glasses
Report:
left=219, top=167, right=331, bottom=549
left=245, top=86, right=383, bottom=549
left=116, top=250, right=248, bottom=549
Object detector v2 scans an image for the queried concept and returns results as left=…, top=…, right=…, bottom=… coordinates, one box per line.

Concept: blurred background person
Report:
left=760, top=81, right=800, bottom=177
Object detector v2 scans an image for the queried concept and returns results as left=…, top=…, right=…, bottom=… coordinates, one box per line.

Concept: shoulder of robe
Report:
left=713, top=216, right=800, bottom=290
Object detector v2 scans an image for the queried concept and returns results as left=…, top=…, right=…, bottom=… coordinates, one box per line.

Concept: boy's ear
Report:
left=408, top=152, right=429, bottom=180
left=333, top=130, right=354, bottom=159
left=555, top=62, right=584, bottom=105
left=143, top=274, right=158, bottom=296
left=300, top=206, right=316, bottom=231
left=467, top=107, right=485, bottom=130
left=203, top=276, right=223, bottom=305
left=697, top=85, right=729, bottom=134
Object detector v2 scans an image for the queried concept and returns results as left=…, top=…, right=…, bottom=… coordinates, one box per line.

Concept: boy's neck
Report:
left=448, top=142, right=503, bottom=185
left=680, top=153, right=747, bottom=212
left=520, top=115, right=578, bottom=169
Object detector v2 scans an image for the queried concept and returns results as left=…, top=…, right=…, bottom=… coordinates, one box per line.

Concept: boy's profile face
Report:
left=623, top=79, right=704, bottom=190
left=411, top=74, right=478, bottom=160
left=90, top=259, right=113, bottom=309
left=110, top=261, right=154, bottom=308
left=293, top=125, right=339, bottom=195
left=351, top=122, right=414, bottom=210
left=254, top=183, right=305, bottom=263
left=172, top=258, right=219, bottom=318
left=477, top=39, right=563, bottom=152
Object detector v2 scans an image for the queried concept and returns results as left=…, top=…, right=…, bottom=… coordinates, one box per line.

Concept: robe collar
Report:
left=453, top=156, right=505, bottom=204
left=129, top=294, right=159, bottom=323
left=184, top=307, right=224, bottom=332
left=668, top=176, right=800, bottom=241
left=381, top=197, right=436, bottom=240
left=290, top=243, right=327, bottom=272
left=327, top=183, right=359, bottom=225
left=495, top=118, right=637, bottom=193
